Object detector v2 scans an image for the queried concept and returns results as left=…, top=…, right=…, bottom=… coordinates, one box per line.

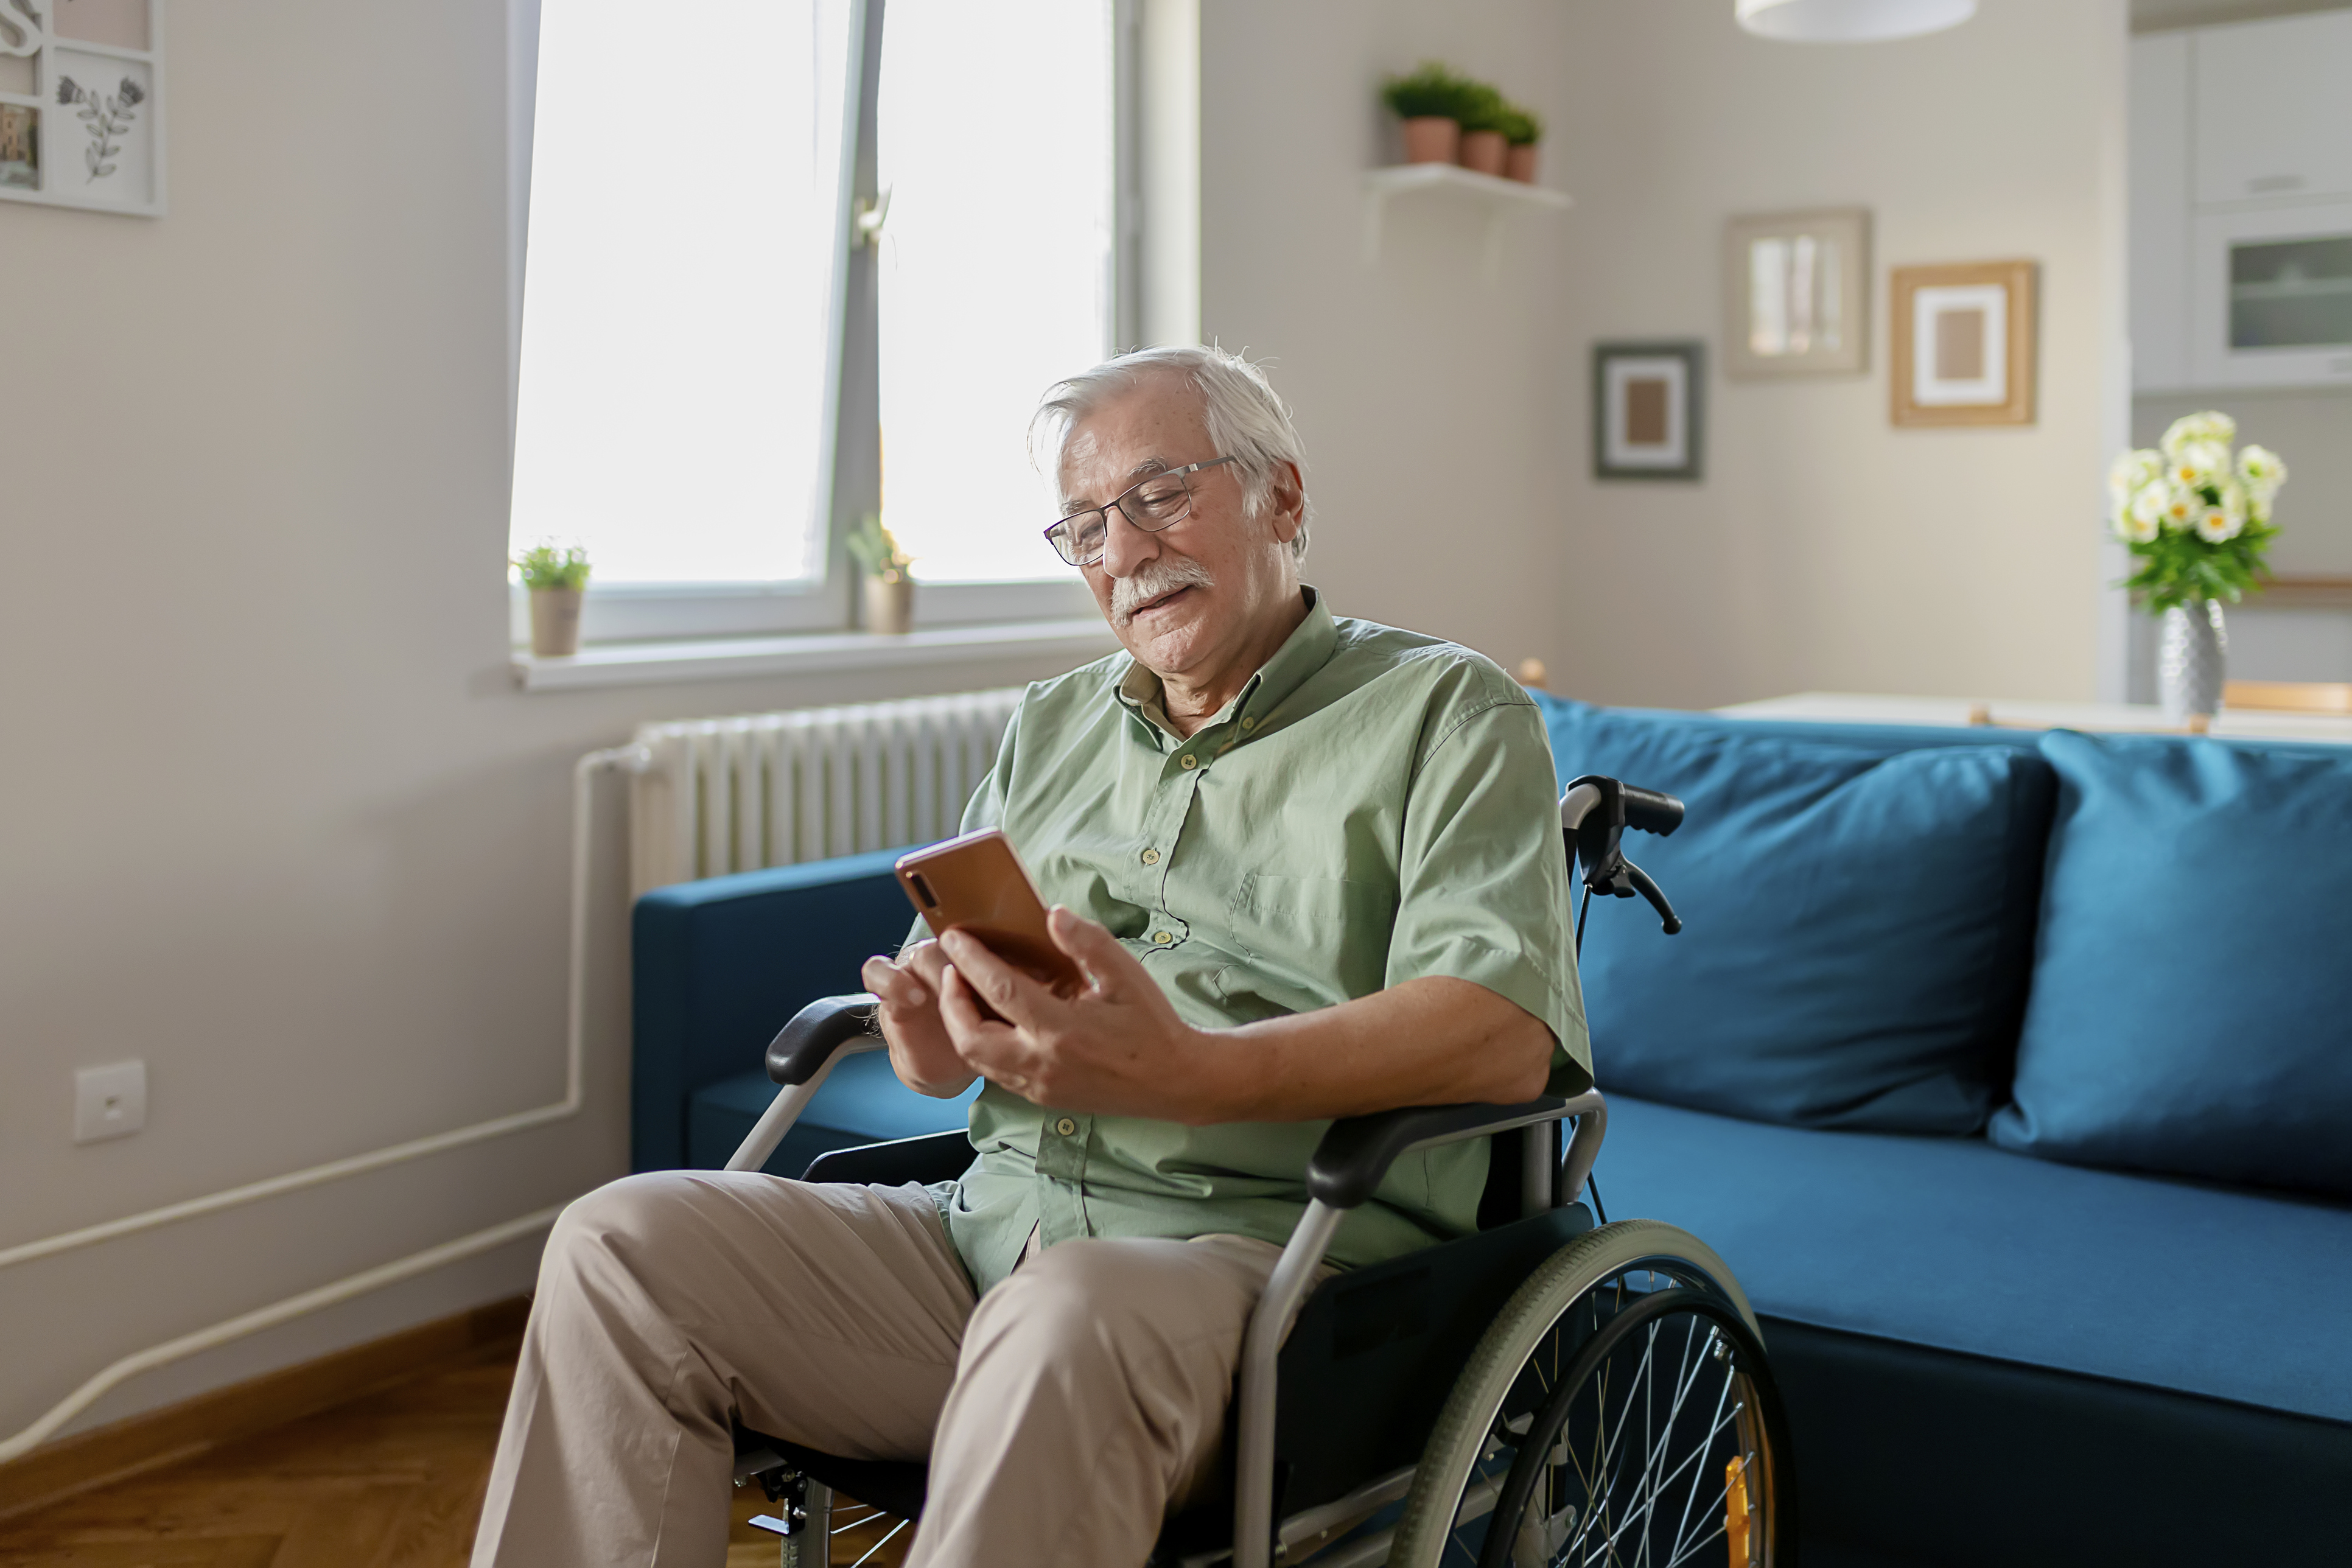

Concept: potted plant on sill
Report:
left=514, top=542, right=590, bottom=658
left=1498, top=105, right=1544, bottom=183
left=849, top=513, right=917, bottom=635
left=2109, top=411, right=2288, bottom=724
left=1381, top=61, right=1471, bottom=166
left=1455, top=81, right=1512, bottom=177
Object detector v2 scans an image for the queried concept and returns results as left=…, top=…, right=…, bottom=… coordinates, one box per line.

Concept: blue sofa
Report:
left=632, top=699, right=2352, bottom=1567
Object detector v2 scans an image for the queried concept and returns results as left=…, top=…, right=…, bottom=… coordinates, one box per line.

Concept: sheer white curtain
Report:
left=509, top=0, right=855, bottom=586
left=877, top=0, right=1116, bottom=586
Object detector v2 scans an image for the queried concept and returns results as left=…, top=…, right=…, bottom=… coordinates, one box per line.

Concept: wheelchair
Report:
left=721, top=776, right=1795, bottom=1568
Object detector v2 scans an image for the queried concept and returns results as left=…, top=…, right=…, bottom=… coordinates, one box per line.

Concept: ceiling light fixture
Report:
left=1735, top=0, right=1976, bottom=43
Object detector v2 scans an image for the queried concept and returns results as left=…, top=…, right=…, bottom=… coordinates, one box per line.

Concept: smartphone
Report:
left=895, top=829, right=1085, bottom=996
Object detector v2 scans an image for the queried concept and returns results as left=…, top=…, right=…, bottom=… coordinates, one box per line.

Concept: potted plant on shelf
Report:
left=849, top=513, right=917, bottom=635
left=514, top=542, right=590, bottom=657
left=2109, top=411, right=2288, bottom=724
left=1498, top=104, right=1544, bottom=183
left=1381, top=62, right=1470, bottom=166
left=1455, top=81, right=1512, bottom=177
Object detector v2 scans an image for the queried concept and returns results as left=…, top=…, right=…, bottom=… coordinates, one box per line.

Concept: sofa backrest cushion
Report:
left=1991, top=732, right=2352, bottom=1196
left=1536, top=698, right=2055, bottom=1133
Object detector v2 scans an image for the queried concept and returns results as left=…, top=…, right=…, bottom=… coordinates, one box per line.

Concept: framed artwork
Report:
left=1594, top=341, right=1704, bottom=481
left=1724, top=208, right=1871, bottom=378
left=1890, top=260, right=2037, bottom=427
left=0, top=0, right=166, bottom=217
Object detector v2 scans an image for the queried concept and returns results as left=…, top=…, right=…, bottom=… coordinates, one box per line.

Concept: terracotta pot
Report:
left=1459, top=129, right=1508, bottom=177
left=1505, top=141, right=1540, bottom=183
left=864, top=572, right=914, bottom=635
left=529, top=587, right=583, bottom=657
left=1400, top=116, right=1460, bottom=166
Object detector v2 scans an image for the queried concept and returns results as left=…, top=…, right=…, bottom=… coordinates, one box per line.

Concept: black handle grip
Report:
left=765, top=993, right=880, bottom=1085
left=1619, top=786, right=1685, bottom=838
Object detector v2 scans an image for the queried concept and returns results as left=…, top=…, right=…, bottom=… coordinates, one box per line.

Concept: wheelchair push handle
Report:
left=1562, top=774, right=1688, bottom=938
left=1618, top=782, right=1685, bottom=838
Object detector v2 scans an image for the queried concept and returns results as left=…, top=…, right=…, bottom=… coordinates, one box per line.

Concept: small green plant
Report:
left=1453, top=80, right=1513, bottom=135
left=2109, top=411, right=2286, bottom=613
left=1495, top=104, right=1544, bottom=146
left=846, top=513, right=914, bottom=581
left=513, top=542, right=590, bottom=591
left=1380, top=62, right=1477, bottom=122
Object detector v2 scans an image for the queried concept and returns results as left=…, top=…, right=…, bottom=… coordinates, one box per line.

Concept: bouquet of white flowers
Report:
left=2110, top=411, right=2287, bottom=612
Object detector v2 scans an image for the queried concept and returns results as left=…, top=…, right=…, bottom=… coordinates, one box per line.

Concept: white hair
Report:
left=1031, top=343, right=1314, bottom=562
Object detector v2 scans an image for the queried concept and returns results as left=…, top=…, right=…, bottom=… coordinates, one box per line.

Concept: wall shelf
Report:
left=1361, top=164, right=1573, bottom=280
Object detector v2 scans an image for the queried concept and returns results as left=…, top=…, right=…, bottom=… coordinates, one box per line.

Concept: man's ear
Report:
left=1264, top=460, right=1306, bottom=545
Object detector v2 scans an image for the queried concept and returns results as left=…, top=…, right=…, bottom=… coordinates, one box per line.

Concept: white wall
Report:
left=0, top=1, right=1087, bottom=1444
left=1202, top=0, right=2130, bottom=710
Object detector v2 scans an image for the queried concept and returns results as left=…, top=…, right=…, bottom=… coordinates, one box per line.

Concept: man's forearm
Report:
left=1182, top=976, right=1553, bottom=1125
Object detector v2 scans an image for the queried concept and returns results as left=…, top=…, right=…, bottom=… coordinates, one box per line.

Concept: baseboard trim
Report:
left=0, top=1294, right=530, bottom=1522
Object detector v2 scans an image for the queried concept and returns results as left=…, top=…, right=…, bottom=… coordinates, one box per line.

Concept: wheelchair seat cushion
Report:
left=1536, top=696, right=2054, bottom=1135
left=688, top=1054, right=978, bottom=1177
left=1598, top=1092, right=2352, bottom=1422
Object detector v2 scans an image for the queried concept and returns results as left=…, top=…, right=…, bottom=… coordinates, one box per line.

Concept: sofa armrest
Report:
left=631, top=850, right=911, bottom=1172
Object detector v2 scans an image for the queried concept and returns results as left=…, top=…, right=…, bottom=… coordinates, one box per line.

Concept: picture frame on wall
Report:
left=1889, top=260, right=2038, bottom=427
left=0, top=0, right=166, bottom=217
left=1724, top=208, right=1871, bottom=378
left=1594, top=340, right=1704, bottom=481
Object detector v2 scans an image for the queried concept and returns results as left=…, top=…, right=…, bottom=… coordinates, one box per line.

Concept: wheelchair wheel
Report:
left=1388, top=1220, right=1794, bottom=1568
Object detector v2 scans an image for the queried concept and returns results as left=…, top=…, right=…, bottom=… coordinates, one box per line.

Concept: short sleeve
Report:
left=1385, top=699, right=1591, bottom=1092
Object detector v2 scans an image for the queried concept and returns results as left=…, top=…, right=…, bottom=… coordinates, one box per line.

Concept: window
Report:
left=509, top=0, right=1119, bottom=645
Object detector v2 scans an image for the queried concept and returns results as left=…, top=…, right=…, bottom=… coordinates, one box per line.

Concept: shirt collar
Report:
left=1115, top=586, right=1337, bottom=740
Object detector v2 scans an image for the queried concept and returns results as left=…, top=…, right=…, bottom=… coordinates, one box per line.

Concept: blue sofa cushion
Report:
left=1990, top=732, right=2352, bottom=1197
left=1598, top=1093, right=2352, bottom=1421
left=688, top=1052, right=980, bottom=1178
left=1535, top=698, right=2054, bottom=1133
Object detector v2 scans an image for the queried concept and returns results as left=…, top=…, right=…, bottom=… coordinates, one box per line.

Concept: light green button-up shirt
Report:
left=915, top=589, right=1589, bottom=1292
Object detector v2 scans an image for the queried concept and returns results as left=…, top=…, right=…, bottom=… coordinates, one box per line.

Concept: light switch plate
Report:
left=74, top=1060, right=147, bottom=1144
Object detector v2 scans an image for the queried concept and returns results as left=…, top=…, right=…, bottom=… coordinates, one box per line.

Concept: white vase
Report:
left=2158, top=600, right=2227, bottom=724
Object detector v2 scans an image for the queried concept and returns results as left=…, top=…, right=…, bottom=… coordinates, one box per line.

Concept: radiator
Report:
left=625, top=688, right=1024, bottom=897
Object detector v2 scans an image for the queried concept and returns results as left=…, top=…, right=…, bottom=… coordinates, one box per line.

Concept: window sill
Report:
left=511, top=617, right=1120, bottom=693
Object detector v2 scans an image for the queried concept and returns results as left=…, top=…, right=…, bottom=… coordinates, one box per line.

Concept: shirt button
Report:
left=1152, top=929, right=1174, bottom=945
left=1180, top=754, right=1199, bottom=770
left=1241, top=716, right=1257, bottom=732
left=1141, top=847, right=1160, bottom=865
left=1054, top=1116, right=1077, bottom=1137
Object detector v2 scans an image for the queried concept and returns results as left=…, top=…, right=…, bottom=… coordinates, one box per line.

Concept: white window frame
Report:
left=505, top=0, right=1134, bottom=650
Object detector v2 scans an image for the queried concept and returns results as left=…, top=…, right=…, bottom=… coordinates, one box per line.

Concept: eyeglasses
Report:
left=1043, top=455, right=1237, bottom=567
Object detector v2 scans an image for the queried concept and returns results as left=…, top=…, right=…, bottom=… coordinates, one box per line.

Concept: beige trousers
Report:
left=469, top=1170, right=1286, bottom=1568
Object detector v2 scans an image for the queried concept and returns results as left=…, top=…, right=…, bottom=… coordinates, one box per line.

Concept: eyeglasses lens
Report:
left=1050, top=470, right=1195, bottom=566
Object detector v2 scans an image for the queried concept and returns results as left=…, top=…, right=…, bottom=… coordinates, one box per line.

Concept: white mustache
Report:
left=1110, top=557, right=1216, bottom=628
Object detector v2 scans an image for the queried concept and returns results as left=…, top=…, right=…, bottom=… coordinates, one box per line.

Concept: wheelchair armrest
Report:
left=765, top=993, right=881, bottom=1085
left=1306, top=1098, right=1569, bottom=1210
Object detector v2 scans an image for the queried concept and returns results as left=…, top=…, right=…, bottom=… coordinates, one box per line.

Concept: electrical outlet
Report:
left=74, top=1060, right=147, bottom=1144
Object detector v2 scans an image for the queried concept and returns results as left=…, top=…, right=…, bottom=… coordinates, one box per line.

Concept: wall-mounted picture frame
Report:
left=1890, top=259, right=2037, bottom=427
left=1594, top=340, right=1704, bottom=481
left=1724, top=207, right=1871, bottom=378
left=0, top=0, right=166, bottom=217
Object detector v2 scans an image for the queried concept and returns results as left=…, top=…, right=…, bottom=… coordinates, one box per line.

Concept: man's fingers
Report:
left=860, top=955, right=927, bottom=1009
left=1048, top=906, right=1135, bottom=995
left=939, top=929, right=1049, bottom=1031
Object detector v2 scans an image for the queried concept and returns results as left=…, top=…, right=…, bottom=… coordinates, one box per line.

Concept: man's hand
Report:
left=936, top=907, right=1219, bottom=1122
left=861, top=941, right=979, bottom=1098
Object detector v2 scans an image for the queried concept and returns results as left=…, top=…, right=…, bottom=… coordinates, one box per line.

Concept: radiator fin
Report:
left=625, top=688, right=1024, bottom=897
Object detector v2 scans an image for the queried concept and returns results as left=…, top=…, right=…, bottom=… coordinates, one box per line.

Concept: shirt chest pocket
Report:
left=1228, top=872, right=1395, bottom=1001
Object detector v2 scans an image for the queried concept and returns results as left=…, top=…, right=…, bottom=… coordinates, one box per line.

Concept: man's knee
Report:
left=536, top=1170, right=718, bottom=1314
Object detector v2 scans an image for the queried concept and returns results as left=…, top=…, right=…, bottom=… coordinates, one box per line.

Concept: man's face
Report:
left=1056, top=374, right=1301, bottom=682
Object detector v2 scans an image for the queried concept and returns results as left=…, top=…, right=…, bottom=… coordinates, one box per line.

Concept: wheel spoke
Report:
left=1569, top=1398, right=1746, bottom=1564
left=1660, top=1512, right=1728, bottom=1568
left=847, top=1514, right=911, bottom=1567
left=1665, top=1342, right=1734, bottom=1565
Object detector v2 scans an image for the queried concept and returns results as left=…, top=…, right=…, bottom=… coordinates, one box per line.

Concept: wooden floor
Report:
left=0, top=1340, right=906, bottom=1567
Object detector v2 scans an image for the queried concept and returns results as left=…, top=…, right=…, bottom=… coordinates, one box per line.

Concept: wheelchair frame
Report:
left=721, top=777, right=1769, bottom=1568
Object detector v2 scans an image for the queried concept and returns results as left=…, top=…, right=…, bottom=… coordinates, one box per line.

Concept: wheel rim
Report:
left=1438, top=1272, right=1785, bottom=1568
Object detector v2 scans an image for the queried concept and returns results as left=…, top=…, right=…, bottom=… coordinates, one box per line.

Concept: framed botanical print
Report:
left=1890, top=260, right=2037, bottom=427
left=1594, top=341, right=1704, bottom=481
left=1724, top=208, right=1871, bottom=378
left=0, top=0, right=165, bottom=216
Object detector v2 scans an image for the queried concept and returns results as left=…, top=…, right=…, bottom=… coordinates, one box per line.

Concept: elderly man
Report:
left=469, top=346, right=1588, bottom=1568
